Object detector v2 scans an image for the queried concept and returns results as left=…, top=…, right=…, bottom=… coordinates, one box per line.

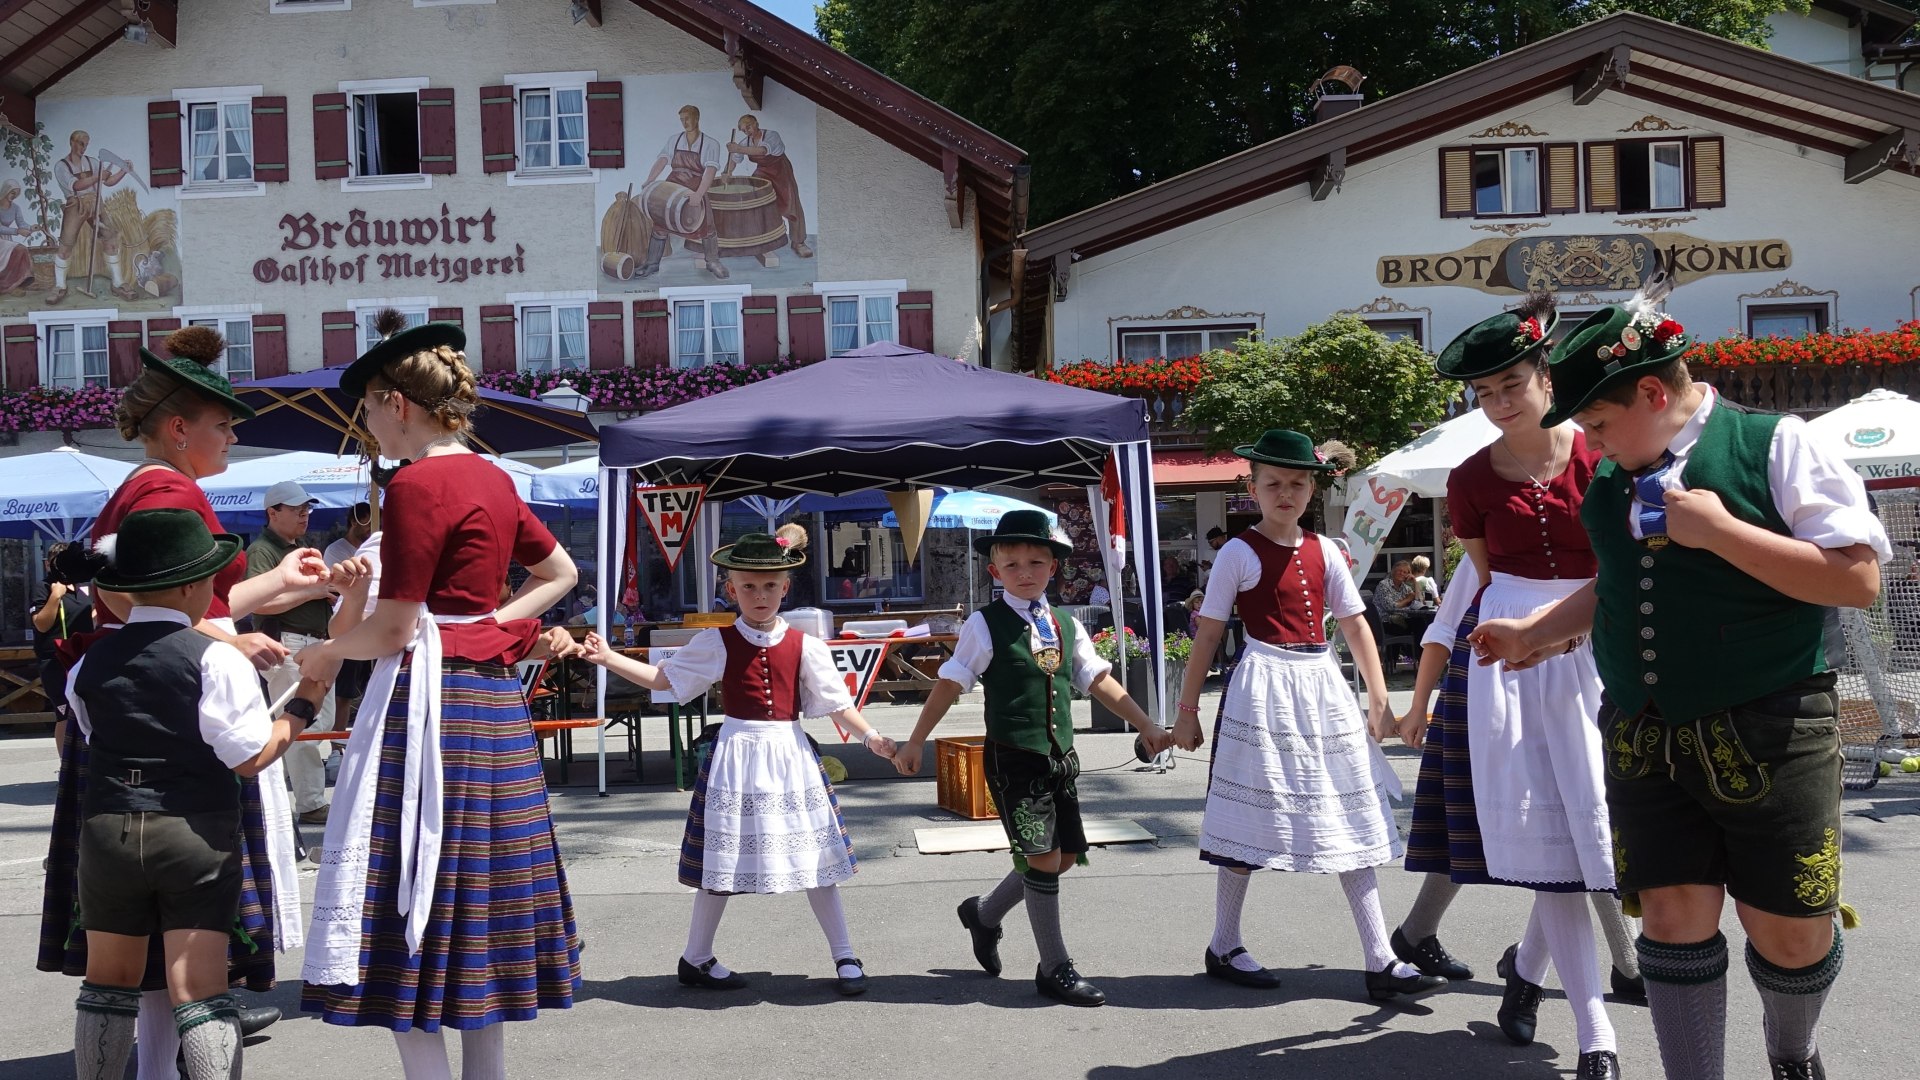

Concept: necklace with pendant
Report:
left=1499, top=431, right=1563, bottom=490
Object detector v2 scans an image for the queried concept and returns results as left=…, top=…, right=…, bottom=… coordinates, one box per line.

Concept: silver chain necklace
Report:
left=1498, top=431, right=1563, bottom=490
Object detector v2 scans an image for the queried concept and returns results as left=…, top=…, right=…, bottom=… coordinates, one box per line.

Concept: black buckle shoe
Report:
left=1771, top=1052, right=1826, bottom=1080
left=834, top=957, right=869, bottom=997
left=1610, top=965, right=1647, bottom=1003
left=1204, top=946, right=1282, bottom=989
left=1577, top=1050, right=1620, bottom=1080
left=236, top=1005, right=282, bottom=1037
left=1496, top=943, right=1542, bottom=1046
left=957, top=896, right=1004, bottom=977
left=1392, top=928, right=1473, bottom=981
left=678, top=955, right=749, bottom=990
left=1036, top=961, right=1107, bottom=1007
left=1365, top=963, right=1447, bottom=1001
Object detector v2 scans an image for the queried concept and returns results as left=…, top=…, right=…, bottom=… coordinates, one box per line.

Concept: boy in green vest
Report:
left=1470, top=302, right=1887, bottom=1080
left=892, top=510, right=1172, bottom=1007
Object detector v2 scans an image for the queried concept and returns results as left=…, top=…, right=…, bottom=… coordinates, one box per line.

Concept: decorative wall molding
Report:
left=1469, top=221, right=1552, bottom=237
left=1107, top=305, right=1265, bottom=327
left=1340, top=296, right=1430, bottom=318
left=1739, top=279, right=1836, bottom=302
left=1613, top=216, right=1696, bottom=230
left=1469, top=119, right=1550, bottom=138
left=1619, top=115, right=1688, bottom=132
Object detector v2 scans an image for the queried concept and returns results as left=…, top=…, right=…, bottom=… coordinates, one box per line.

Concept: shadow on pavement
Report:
left=1086, top=1021, right=1565, bottom=1080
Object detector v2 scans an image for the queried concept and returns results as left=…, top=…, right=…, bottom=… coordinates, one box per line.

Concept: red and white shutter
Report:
left=586, top=81, right=625, bottom=170
left=632, top=299, right=669, bottom=367
left=417, top=87, right=457, bottom=174
left=3, top=324, right=38, bottom=390
left=251, top=96, right=290, bottom=183
left=321, top=310, right=358, bottom=366
left=588, top=301, right=624, bottom=369
left=428, top=306, right=464, bottom=328
left=250, top=314, right=288, bottom=379
left=896, top=290, right=933, bottom=352
left=743, top=297, right=780, bottom=365
left=108, top=320, right=144, bottom=385
left=313, top=93, right=350, bottom=180
left=479, top=85, right=517, bottom=174
left=479, top=304, right=517, bottom=373
left=784, top=294, right=825, bottom=364
left=145, top=317, right=181, bottom=358
left=147, top=100, right=183, bottom=188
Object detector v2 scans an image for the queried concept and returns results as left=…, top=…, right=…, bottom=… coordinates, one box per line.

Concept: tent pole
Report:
left=596, top=466, right=616, bottom=797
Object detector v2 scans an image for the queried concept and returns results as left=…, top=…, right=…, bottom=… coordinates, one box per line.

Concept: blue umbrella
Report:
left=0, top=447, right=135, bottom=541
left=881, top=491, right=1058, bottom=603
left=234, top=368, right=598, bottom=454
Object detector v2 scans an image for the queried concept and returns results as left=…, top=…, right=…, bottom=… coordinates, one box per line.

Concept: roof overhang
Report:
left=1813, top=0, right=1920, bottom=46
left=1, top=0, right=177, bottom=138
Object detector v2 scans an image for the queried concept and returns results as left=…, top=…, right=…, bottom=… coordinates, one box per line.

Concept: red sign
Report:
left=823, top=639, right=891, bottom=741
left=637, top=483, right=707, bottom=574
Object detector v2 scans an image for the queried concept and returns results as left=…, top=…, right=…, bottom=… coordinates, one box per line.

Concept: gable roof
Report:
left=1813, top=0, right=1919, bottom=45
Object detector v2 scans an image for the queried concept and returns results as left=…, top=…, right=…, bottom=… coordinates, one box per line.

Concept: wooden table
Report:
left=296, top=718, right=603, bottom=784
left=863, top=634, right=960, bottom=698
left=0, top=646, right=52, bottom=726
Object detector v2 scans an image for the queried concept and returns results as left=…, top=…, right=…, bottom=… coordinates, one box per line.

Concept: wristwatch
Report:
left=283, top=697, right=318, bottom=722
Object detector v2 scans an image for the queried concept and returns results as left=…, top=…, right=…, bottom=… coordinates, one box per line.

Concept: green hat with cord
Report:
left=341, top=309, right=466, bottom=399
left=1232, top=428, right=1338, bottom=472
left=973, top=509, right=1073, bottom=559
left=92, top=508, right=242, bottom=593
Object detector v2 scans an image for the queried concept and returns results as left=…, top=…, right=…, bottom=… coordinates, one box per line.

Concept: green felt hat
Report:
left=1541, top=304, right=1692, bottom=428
left=973, top=509, right=1073, bottom=559
left=92, top=508, right=242, bottom=593
left=1232, top=428, right=1337, bottom=472
left=1434, top=307, right=1559, bottom=381
left=711, top=531, right=808, bottom=571
left=340, top=321, right=466, bottom=399
left=139, top=348, right=257, bottom=420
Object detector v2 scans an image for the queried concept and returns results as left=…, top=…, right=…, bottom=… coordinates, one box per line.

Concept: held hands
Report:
left=1171, top=711, right=1205, bottom=752
left=231, top=632, right=290, bottom=671
left=1366, top=697, right=1394, bottom=743
left=1466, top=617, right=1533, bottom=667
left=579, top=631, right=612, bottom=667
left=863, top=731, right=898, bottom=761
left=1662, top=487, right=1734, bottom=550
left=1137, top=723, right=1175, bottom=757
left=294, top=642, right=341, bottom=684
left=892, top=740, right=924, bottom=776
left=1398, top=706, right=1429, bottom=749
left=277, top=547, right=332, bottom=600
left=540, top=627, right=583, bottom=659
left=327, top=556, right=374, bottom=593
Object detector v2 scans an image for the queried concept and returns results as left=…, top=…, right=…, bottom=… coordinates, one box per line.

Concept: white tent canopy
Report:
left=1805, top=388, right=1920, bottom=485
left=201, top=451, right=544, bottom=514
left=0, top=447, right=135, bottom=541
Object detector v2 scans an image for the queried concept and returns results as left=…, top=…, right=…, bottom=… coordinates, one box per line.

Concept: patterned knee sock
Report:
left=174, top=994, right=240, bottom=1080
left=136, top=988, right=181, bottom=1080
left=1023, top=869, right=1069, bottom=971
left=1639, top=933, right=1729, bottom=1080
left=1748, top=928, right=1843, bottom=1063
left=1535, top=892, right=1615, bottom=1055
left=1591, top=892, right=1640, bottom=979
left=74, top=982, right=139, bottom=1080
left=1337, top=868, right=1414, bottom=977
left=1398, top=873, right=1461, bottom=943
left=975, top=870, right=1026, bottom=928
left=683, top=890, right=731, bottom=976
left=807, top=885, right=863, bottom=978
left=392, top=1028, right=452, bottom=1080
left=459, top=1024, right=506, bottom=1080
left=1210, top=868, right=1262, bottom=970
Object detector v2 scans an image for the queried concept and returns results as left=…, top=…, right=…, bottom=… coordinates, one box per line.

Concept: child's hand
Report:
left=541, top=627, right=580, bottom=659
left=1171, top=713, right=1205, bottom=752
left=865, top=733, right=898, bottom=760
left=1398, top=708, right=1428, bottom=749
left=1366, top=698, right=1394, bottom=742
left=1138, top=724, right=1174, bottom=757
left=892, top=741, right=924, bottom=775
left=579, top=631, right=609, bottom=666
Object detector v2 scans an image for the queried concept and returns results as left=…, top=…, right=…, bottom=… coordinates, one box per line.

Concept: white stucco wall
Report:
left=1049, top=87, right=1920, bottom=363
left=21, top=0, right=981, bottom=364
left=1767, top=7, right=1865, bottom=77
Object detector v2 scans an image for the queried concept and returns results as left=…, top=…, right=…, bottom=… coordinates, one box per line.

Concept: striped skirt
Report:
left=38, top=722, right=281, bottom=991
left=679, top=717, right=856, bottom=894
left=302, top=661, right=580, bottom=1031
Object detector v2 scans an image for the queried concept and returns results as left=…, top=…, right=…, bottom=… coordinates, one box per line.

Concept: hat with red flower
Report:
left=1434, top=291, right=1560, bottom=381
left=1541, top=301, right=1691, bottom=427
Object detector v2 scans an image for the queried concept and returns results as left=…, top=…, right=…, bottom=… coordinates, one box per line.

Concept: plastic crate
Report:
left=935, top=736, right=998, bottom=820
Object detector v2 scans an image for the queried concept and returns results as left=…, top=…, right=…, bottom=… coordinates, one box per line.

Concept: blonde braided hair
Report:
left=368, top=342, right=481, bottom=437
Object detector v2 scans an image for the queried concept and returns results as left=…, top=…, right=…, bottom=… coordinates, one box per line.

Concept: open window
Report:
left=352, top=92, right=420, bottom=177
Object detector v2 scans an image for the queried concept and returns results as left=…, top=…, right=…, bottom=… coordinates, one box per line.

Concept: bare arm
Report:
left=580, top=632, right=674, bottom=692
left=1335, top=610, right=1393, bottom=740
left=1468, top=580, right=1598, bottom=664
left=1398, top=642, right=1449, bottom=748
left=892, top=678, right=963, bottom=775
left=1460, top=539, right=1491, bottom=591
left=1172, top=615, right=1228, bottom=750
left=231, top=678, right=327, bottom=777
left=31, top=584, right=68, bottom=633
left=496, top=544, right=578, bottom=624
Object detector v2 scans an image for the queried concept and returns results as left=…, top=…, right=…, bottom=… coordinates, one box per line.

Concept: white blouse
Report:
left=67, top=606, right=273, bottom=769
left=1198, top=532, right=1366, bottom=624
left=656, top=617, right=855, bottom=718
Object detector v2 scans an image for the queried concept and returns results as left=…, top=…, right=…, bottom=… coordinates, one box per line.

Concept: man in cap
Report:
left=247, top=480, right=337, bottom=825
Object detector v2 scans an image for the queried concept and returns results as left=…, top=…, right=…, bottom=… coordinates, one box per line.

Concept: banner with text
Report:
left=1340, top=473, right=1413, bottom=583
left=822, top=639, right=891, bottom=741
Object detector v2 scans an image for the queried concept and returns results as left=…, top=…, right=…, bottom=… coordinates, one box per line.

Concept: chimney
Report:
left=1312, top=65, right=1367, bottom=124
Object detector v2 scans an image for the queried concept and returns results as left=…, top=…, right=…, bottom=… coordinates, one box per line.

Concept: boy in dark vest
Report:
left=65, top=509, right=326, bottom=1080
left=893, top=510, right=1172, bottom=1006
left=1470, top=302, right=1887, bottom=1080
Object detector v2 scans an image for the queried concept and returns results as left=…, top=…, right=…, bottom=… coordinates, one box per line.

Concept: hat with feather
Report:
left=340, top=308, right=466, bottom=399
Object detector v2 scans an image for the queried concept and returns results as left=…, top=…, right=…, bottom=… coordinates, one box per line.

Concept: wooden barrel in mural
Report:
left=709, top=176, right=787, bottom=257
left=600, top=251, right=634, bottom=280
left=641, top=180, right=705, bottom=237
left=598, top=184, right=650, bottom=279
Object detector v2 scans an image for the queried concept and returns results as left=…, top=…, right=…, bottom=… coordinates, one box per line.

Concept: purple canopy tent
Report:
left=594, top=342, right=1168, bottom=788
left=233, top=368, right=598, bottom=455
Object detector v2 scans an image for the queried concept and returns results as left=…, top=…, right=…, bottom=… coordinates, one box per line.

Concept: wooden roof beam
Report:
left=1310, top=147, right=1347, bottom=201
left=0, top=88, right=33, bottom=138
left=0, top=0, right=40, bottom=25
left=725, top=29, right=763, bottom=111
left=1846, top=128, right=1920, bottom=183
left=1574, top=45, right=1631, bottom=105
left=0, top=0, right=115, bottom=75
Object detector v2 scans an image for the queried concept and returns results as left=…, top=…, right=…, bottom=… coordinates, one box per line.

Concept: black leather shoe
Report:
left=236, top=1005, right=281, bottom=1037
left=1610, top=965, right=1647, bottom=1003
left=677, top=956, right=749, bottom=990
left=1204, top=947, right=1281, bottom=989
left=1496, top=943, right=1542, bottom=1046
left=957, top=896, right=1003, bottom=976
left=1577, top=1050, right=1621, bottom=1080
left=1035, top=961, right=1106, bottom=1007
left=1365, top=963, right=1447, bottom=1001
left=1770, top=1052, right=1826, bottom=1080
left=1392, top=928, right=1473, bottom=981
left=833, top=957, right=869, bottom=997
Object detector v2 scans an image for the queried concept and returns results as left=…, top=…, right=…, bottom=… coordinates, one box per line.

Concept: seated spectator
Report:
left=1374, top=560, right=1418, bottom=631
left=1410, top=555, right=1440, bottom=604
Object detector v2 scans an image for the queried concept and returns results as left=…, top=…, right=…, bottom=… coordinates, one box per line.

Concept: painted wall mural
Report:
left=0, top=97, right=184, bottom=318
left=596, top=74, right=818, bottom=290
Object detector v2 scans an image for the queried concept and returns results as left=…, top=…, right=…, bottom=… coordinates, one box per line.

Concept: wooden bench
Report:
left=297, top=718, right=603, bottom=783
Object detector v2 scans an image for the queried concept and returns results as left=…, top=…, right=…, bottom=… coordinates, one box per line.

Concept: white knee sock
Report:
left=392, top=1028, right=452, bottom=1080
left=53, top=255, right=68, bottom=288
left=684, top=890, right=731, bottom=977
left=806, top=885, right=862, bottom=978
left=1338, top=868, right=1416, bottom=977
left=135, top=990, right=181, bottom=1080
left=1210, top=868, right=1262, bottom=971
left=1591, top=891, right=1640, bottom=978
left=458, top=1025, right=505, bottom=1080
left=1536, top=892, right=1616, bottom=1055
left=1514, top=902, right=1551, bottom=986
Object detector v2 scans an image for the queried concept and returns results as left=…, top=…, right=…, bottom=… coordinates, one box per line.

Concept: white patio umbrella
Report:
left=1365, top=408, right=1501, bottom=498
left=1806, top=388, right=1920, bottom=485
left=532, top=455, right=601, bottom=508
left=881, top=490, right=1058, bottom=602
left=0, top=446, right=135, bottom=541
left=202, top=451, right=543, bottom=516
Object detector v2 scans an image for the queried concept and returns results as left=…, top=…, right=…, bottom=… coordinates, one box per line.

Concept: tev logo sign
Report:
left=637, top=483, right=707, bottom=573
left=824, top=639, right=891, bottom=741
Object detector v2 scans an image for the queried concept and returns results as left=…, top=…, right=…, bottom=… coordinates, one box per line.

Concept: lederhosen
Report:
left=979, top=603, right=1087, bottom=858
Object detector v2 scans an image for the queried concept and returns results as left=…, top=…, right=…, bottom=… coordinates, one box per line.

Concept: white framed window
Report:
left=172, top=86, right=265, bottom=198
left=663, top=285, right=750, bottom=369
left=340, top=77, right=428, bottom=189
left=1472, top=146, right=1541, bottom=216
left=1361, top=317, right=1426, bottom=348
left=1747, top=303, right=1830, bottom=339
left=1618, top=139, right=1688, bottom=213
left=516, top=303, right=588, bottom=372
left=813, top=279, right=903, bottom=356
left=504, top=72, right=598, bottom=186
left=30, top=311, right=114, bottom=390
left=272, top=0, right=349, bottom=11
left=183, top=317, right=255, bottom=382
left=1115, top=323, right=1253, bottom=362
left=349, top=298, right=434, bottom=351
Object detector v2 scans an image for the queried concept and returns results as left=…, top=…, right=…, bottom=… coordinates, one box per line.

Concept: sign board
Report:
left=1376, top=232, right=1790, bottom=295
left=1340, top=473, right=1412, bottom=580
left=636, top=483, right=707, bottom=573
left=823, top=638, right=891, bottom=741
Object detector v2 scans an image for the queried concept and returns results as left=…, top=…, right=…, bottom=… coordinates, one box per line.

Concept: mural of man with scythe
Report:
left=48, top=129, right=138, bottom=304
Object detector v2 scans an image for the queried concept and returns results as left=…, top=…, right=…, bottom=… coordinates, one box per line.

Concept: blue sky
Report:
left=754, top=0, right=818, bottom=35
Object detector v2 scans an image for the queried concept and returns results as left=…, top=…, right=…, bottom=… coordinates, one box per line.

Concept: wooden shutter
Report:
left=147, top=100, right=183, bottom=188
left=4, top=324, right=37, bottom=390
left=586, top=80, right=625, bottom=170
left=742, top=297, right=779, bottom=365
left=897, top=290, right=934, bottom=352
left=418, top=88, right=457, bottom=174
left=784, top=294, right=825, bottom=364
left=632, top=299, right=669, bottom=367
left=250, top=314, right=287, bottom=379
left=108, top=320, right=143, bottom=386
left=1688, top=136, right=1726, bottom=209
left=250, top=96, right=289, bottom=183
left=480, top=85, right=517, bottom=174
left=1438, top=147, right=1473, bottom=218
left=588, top=300, right=624, bottom=369
left=321, top=310, right=357, bottom=366
left=1543, top=143, right=1580, bottom=214
left=478, top=304, right=517, bottom=373
left=428, top=306, right=464, bottom=327
left=313, top=92, right=349, bottom=180
left=1584, top=141, right=1619, bottom=213
left=145, top=317, right=181, bottom=358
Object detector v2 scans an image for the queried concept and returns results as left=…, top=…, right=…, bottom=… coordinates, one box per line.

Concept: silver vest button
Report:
left=1640, top=602, right=1654, bottom=615
left=1640, top=626, right=1655, bottom=639
left=1640, top=577, right=1653, bottom=590
left=1642, top=649, right=1656, bottom=661
left=1643, top=672, right=1658, bottom=685
left=1641, top=555, right=1655, bottom=569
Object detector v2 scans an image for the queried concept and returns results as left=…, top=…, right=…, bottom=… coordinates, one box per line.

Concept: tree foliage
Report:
left=1181, top=315, right=1461, bottom=471
left=815, top=0, right=1807, bottom=225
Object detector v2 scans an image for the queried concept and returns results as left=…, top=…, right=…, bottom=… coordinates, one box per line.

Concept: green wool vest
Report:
left=978, top=601, right=1077, bottom=755
left=1582, top=400, right=1827, bottom=724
